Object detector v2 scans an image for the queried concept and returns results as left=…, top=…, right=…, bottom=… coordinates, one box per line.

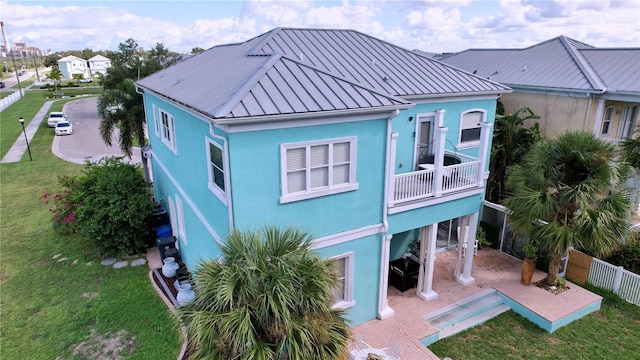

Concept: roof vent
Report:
left=522, top=66, right=527, bottom=72
left=383, top=75, right=390, bottom=82
left=174, top=77, right=183, bottom=85
left=299, top=53, right=303, bottom=61
left=371, top=59, right=376, bottom=65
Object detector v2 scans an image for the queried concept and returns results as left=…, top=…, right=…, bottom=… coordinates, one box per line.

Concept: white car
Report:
left=55, top=120, right=73, bottom=136
left=47, top=112, right=67, bottom=127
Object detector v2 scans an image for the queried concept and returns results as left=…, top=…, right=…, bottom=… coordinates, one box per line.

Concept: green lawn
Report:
left=428, top=285, right=640, bottom=359
left=0, top=94, right=182, bottom=359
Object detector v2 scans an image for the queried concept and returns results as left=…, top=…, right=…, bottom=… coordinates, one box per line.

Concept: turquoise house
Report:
left=136, top=28, right=511, bottom=326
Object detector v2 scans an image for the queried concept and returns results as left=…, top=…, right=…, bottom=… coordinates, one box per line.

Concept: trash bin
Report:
left=156, top=236, right=176, bottom=260
left=156, top=224, right=172, bottom=238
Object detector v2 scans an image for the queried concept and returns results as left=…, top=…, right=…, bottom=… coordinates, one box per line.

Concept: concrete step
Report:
left=423, top=288, right=497, bottom=322
left=438, top=304, right=511, bottom=339
left=429, top=294, right=504, bottom=329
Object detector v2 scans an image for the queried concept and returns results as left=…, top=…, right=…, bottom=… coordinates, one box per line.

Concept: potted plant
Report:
left=521, top=239, right=538, bottom=285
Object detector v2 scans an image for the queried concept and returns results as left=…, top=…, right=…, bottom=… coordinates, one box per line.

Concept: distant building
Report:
left=57, top=55, right=111, bottom=79
left=88, top=55, right=111, bottom=76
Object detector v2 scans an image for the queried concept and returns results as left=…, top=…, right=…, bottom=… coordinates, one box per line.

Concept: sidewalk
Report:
left=1, top=100, right=54, bottom=163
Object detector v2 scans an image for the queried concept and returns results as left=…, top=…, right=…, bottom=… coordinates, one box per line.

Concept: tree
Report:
left=191, top=47, right=205, bottom=54
left=620, top=129, right=640, bottom=169
left=504, top=131, right=633, bottom=286
left=176, top=227, right=351, bottom=360
left=487, top=107, right=541, bottom=203
left=48, top=66, right=62, bottom=90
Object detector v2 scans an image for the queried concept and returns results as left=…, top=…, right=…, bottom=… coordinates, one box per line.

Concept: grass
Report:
left=0, top=94, right=182, bottom=358
left=11, top=76, right=37, bottom=89
left=428, top=284, right=640, bottom=359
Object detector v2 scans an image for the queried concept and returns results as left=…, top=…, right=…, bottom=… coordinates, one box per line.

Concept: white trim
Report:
left=601, top=106, right=615, bottom=135
left=329, top=252, right=356, bottom=310
left=458, top=108, right=486, bottom=148
left=159, top=107, right=178, bottom=154
left=153, top=155, right=224, bottom=244
left=217, top=111, right=398, bottom=134
left=403, top=93, right=506, bottom=102
left=387, top=188, right=484, bottom=214
left=592, top=99, right=606, bottom=136
left=414, top=112, right=437, bottom=167
left=176, top=195, right=187, bottom=246
left=205, top=138, right=227, bottom=205
left=167, top=197, right=177, bottom=238
left=310, top=223, right=384, bottom=250
left=280, top=137, right=359, bottom=204
left=152, top=104, right=160, bottom=137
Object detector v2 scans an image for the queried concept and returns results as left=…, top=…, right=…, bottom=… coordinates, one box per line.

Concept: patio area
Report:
left=351, top=248, right=603, bottom=359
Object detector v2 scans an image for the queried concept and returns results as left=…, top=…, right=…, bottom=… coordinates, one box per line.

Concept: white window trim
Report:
left=457, top=109, right=486, bottom=150
left=152, top=104, right=159, bottom=137
left=167, top=196, right=177, bottom=239
left=159, top=108, right=177, bottom=154
left=176, top=196, right=187, bottom=246
left=330, top=252, right=355, bottom=310
left=206, top=138, right=227, bottom=205
left=280, top=137, right=359, bottom=204
left=601, top=106, right=615, bottom=135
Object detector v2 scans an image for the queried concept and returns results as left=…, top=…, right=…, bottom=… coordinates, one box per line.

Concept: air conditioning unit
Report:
left=142, top=145, right=152, bottom=159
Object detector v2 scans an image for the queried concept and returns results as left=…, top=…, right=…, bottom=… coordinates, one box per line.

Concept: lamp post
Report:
left=18, top=116, right=32, bottom=161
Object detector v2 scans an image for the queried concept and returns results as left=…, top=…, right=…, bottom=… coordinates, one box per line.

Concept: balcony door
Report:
left=415, top=113, right=435, bottom=167
left=617, top=105, right=639, bottom=140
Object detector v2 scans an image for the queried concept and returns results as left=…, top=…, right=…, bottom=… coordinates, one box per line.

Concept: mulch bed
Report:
left=534, top=278, right=570, bottom=295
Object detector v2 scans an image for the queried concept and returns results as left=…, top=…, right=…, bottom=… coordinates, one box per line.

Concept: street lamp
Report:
left=18, top=116, right=32, bottom=161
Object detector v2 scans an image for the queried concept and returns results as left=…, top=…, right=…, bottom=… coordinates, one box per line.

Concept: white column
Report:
left=456, top=212, right=478, bottom=286
left=454, top=216, right=469, bottom=278
left=418, top=224, right=438, bottom=301
left=387, top=132, right=399, bottom=205
left=377, top=234, right=394, bottom=319
left=433, top=126, right=448, bottom=197
left=476, top=122, right=493, bottom=187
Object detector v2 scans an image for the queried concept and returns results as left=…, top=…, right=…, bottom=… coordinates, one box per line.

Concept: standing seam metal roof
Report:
left=136, top=27, right=509, bottom=120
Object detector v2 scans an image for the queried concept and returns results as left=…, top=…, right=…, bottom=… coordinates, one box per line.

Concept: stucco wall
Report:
left=500, top=92, right=592, bottom=138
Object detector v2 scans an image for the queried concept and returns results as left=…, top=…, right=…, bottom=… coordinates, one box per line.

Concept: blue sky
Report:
left=2, top=0, right=639, bottom=54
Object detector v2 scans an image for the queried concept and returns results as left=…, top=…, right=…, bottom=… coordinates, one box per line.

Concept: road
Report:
left=53, top=97, right=142, bottom=165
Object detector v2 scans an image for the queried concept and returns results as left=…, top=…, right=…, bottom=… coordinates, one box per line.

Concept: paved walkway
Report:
left=1, top=100, right=54, bottom=163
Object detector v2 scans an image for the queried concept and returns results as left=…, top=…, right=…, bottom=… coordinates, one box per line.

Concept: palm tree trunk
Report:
left=546, top=250, right=562, bottom=286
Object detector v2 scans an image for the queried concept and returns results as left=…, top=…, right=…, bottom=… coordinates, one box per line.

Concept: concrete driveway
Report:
left=53, top=97, right=141, bottom=165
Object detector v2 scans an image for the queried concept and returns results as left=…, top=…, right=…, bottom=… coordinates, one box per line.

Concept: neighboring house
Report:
left=57, top=55, right=89, bottom=79
left=136, top=27, right=511, bottom=326
left=88, top=55, right=111, bottom=76
left=440, top=36, right=640, bottom=142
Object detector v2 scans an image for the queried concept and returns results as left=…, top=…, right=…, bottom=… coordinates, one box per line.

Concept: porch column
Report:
left=592, top=98, right=606, bottom=136
left=476, top=122, right=493, bottom=187
left=387, top=132, right=399, bottom=205
left=454, top=216, right=469, bottom=278
left=456, top=212, right=478, bottom=286
left=377, top=235, right=394, bottom=319
left=417, top=224, right=438, bottom=301
left=433, top=113, right=448, bottom=197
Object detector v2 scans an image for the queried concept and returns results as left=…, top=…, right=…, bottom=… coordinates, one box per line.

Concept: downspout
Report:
left=211, top=122, right=235, bottom=232
left=135, top=86, right=152, bottom=198
left=378, top=109, right=399, bottom=320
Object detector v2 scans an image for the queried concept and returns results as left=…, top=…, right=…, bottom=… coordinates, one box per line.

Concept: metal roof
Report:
left=137, top=28, right=509, bottom=120
left=440, top=36, right=640, bottom=95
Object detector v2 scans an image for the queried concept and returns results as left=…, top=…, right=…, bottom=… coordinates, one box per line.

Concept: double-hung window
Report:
left=280, top=137, right=358, bottom=203
left=601, top=106, right=614, bottom=135
left=459, top=110, right=485, bottom=148
left=206, top=138, right=226, bottom=203
left=330, top=252, right=355, bottom=309
left=159, top=108, right=177, bottom=153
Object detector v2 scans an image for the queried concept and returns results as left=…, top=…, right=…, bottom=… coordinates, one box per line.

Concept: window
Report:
left=206, top=138, right=226, bottom=202
left=280, top=137, right=358, bottom=203
left=617, top=105, right=639, bottom=140
left=160, top=109, right=177, bottom=152
left=176, top=196, right=187, bottom=246
left=459, top=110, right=485, bottom=148
left=330, top=252, right=355, bottom=309
left=601, top=106, right=614, bottom=135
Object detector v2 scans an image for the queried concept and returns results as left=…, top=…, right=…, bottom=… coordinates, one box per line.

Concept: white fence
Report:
left=0, top=90, right=25, bottom=112
left=587, top=257, right=640, bottom=306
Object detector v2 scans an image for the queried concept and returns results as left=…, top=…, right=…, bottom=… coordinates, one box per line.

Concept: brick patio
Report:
left=351, top=248, right=602, bottom=359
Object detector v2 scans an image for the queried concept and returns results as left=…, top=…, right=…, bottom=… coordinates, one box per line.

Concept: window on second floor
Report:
left=207, top=138, right=226, bottom=203
left=601, top=106, right=614, bottom=135
left=160, top=109, right=177, bottom=153
left=280, top=137, right=358, bottom=203
left=459, top=110, right=485, bottom=148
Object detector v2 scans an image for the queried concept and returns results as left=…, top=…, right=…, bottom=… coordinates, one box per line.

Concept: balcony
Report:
left=390, top=150, right=481, bottom=206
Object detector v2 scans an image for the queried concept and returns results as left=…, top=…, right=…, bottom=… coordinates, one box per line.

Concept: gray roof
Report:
left=137, top=28, right=510, bottom=120
left=440, top=36, right=640, bottom=97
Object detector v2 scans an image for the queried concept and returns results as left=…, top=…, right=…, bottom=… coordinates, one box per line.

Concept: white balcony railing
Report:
left=391, top=153, right=480, bottom=205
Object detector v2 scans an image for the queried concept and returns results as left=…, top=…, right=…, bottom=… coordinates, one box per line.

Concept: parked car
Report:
left=0, top=81, right=5, bottom=89
left=47, top=112, right=67, bottom=127
left=78, top=78, right=93, bottom=83
left=54, top=120, right=73, bottom=136
left=18, top=70, right=26, bottom=76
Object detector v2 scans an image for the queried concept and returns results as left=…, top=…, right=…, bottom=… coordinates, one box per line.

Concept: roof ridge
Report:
left=213, top=53, right=282, bottom=118
left=558, top=36, right=606, bottom=91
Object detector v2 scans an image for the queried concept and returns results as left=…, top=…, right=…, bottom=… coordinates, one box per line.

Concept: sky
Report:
left=1, top=0, right=639, bottom=55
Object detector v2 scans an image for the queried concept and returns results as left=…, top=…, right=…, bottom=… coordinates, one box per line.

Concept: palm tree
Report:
left=504, top=131, right=633, bottom=286
left=176, top=226, right=351, bottom=360
left=48, top=66, right=62, bottom=90
left=487, top=107, right=541, bottom=203
left=620, top=131, right=640, bottom=169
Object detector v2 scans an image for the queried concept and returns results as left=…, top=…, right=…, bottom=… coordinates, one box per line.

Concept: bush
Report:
left=41, top=157, right=155, bottom=256
left=603, top=232, right=640, bottom=275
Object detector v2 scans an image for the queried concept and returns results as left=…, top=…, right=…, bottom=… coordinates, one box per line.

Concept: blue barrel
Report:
left=156, top=224, right=172, bottom=238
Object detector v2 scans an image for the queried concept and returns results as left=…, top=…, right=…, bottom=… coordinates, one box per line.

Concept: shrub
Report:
left=41, top=157, right=155, bottom=256
left=603, top=232, right=640, bottom=275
